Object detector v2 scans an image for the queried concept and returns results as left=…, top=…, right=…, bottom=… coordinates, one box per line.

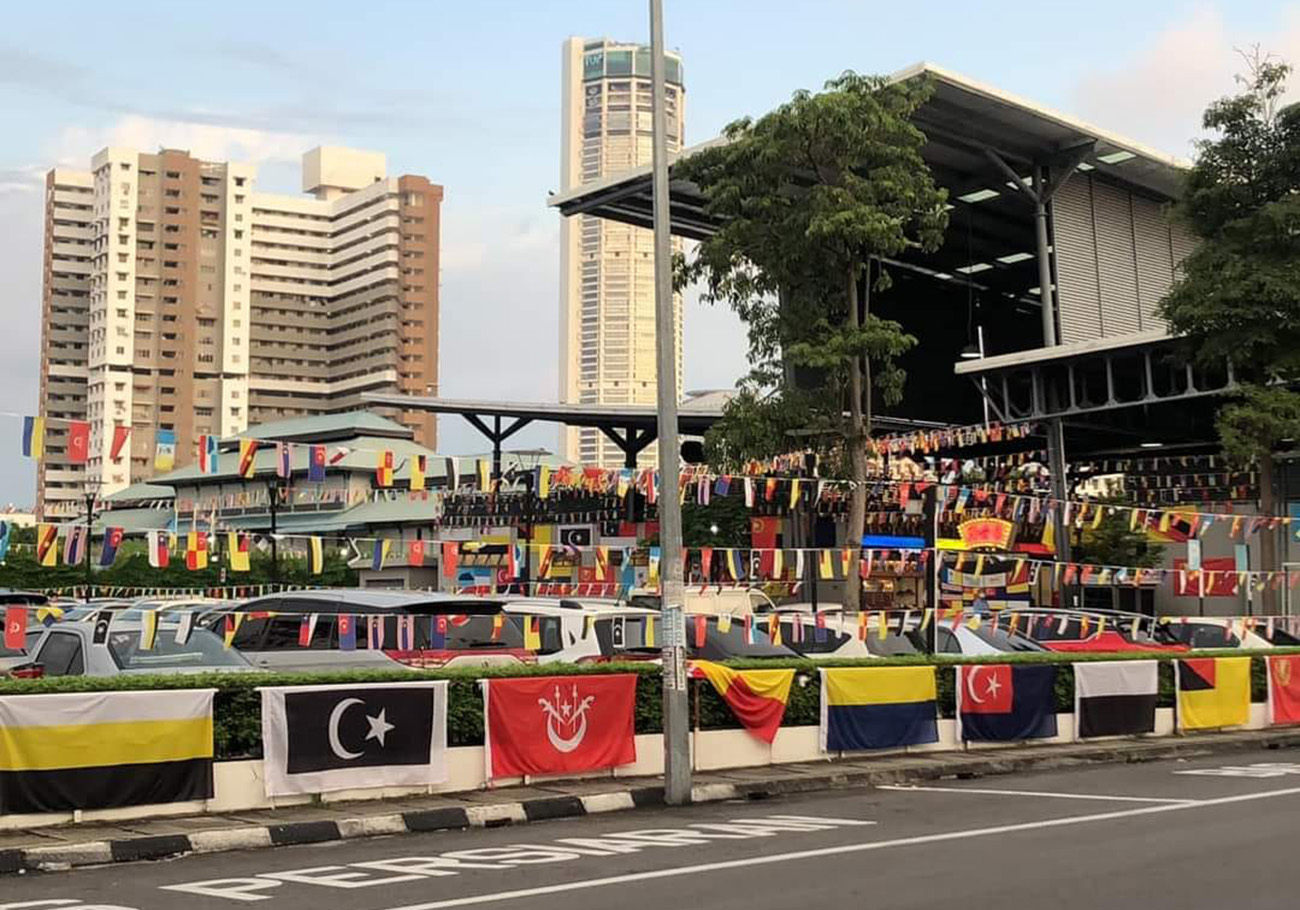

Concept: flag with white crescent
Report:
left=259, top=682, right=448, bottom=797
left=956, top=664, right=1058, bottom=743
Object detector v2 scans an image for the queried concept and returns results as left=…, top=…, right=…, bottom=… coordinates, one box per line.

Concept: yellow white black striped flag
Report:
left=0, top=689, right=215, bottom=812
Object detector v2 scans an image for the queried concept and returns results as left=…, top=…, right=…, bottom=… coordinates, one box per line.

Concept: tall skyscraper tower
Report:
left=559, top=37, right=684, bottom=466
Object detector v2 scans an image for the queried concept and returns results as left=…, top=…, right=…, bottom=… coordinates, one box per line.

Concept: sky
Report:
left=1, top=0, right=1297, bottom=507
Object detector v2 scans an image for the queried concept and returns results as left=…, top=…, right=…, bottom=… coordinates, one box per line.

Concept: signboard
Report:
left=661, top=604, right=687, bottom=691
left=957, top=518, right=1016, bottom=551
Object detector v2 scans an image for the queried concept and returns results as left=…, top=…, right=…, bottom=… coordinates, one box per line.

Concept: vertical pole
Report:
left=805, top=452, right=818, bottom=611
left=268, top=480, right=280, bottom=588
left=492, top=417, right=503, bottom=483
left=924, top=482, right=939, bottom=652
left=650, top=0, right=690, bottom=807
left=1036, top=164, right=1071, bottom=599
left=84, top=490, right=95, bottom=600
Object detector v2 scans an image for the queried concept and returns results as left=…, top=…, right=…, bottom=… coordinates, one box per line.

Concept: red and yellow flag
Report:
left=693, top=661, right=794, bottom=744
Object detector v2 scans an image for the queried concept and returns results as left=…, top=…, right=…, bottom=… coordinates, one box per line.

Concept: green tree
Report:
left=1158, top=52, right=1300, bottom=608
left=1073, top=508, right=1164, bottom=569
left=677, top=71, right=948, bottom=607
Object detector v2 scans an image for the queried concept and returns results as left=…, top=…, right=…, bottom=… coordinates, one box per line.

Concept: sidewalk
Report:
left=6, top=727, right=1300, bottom=876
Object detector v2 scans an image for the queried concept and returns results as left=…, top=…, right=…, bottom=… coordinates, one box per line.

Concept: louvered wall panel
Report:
left=1052, top=178, right=1102, bottom=343
left=1131, top=194, right=1175, bottom=330
left=1092, top=181, right=1142, bottom=335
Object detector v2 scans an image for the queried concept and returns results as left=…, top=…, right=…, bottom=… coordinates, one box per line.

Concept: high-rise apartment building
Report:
left=38, top=146, right=441, bottom=516
left=559, top=37, right=684, bottom=466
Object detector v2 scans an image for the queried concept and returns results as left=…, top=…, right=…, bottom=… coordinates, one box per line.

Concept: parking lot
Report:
left=8, top=746, right=1300, bottom=910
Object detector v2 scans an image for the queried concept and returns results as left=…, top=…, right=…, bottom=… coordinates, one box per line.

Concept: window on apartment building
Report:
left=234, top=229, right=243, bottom=239
left=235, top=194, right=245, bottom=203
left=120, top=162, right=131, bottom=171
left=118, top=218, right=129, bottom=229
left=234, top=177, right=245, bottom=187
left=115, top=347, right=124, bottom=355
left=165, top=171, right=181, bottom=179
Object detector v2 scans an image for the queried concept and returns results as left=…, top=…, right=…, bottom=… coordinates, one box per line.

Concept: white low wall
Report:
left=0, top=704, right=1273, bottom=832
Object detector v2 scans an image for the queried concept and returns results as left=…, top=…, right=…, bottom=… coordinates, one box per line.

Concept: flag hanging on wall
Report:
left=477, top=459, right=491, bottom=491
left=372, top=539, right=391, bottom=570
left=308, top=444, right=327, bottom=482
left=1267, top=654, right=1300, bottom=726
left=21, top=416, right=44, bottom=459
left=66, top=420, right=90, bottom=464
left=198, top=434, right=215, bottom=474
left=308, top=536, right=324, bottom=575
left=819, top=666, right=939, bottom=751
left=185, top=531, right=208, bottom=571
left=259, top=681, right=447, bottom=797
left=109, top=425, right=131, bottom=463
left=442, top=541, right=459, bottom=578
left=376, top=450, right=394, bottom=487
left=276, top=442, right=291, bottom=479
left=693, top=661, right=794, bottom=744
left=99, top=527, right=124, bottom=567
left=154, top=429, right=176, bottom=472
left=410, top=455, right=426, bottom=492
left=1177, top=657, right=1250, bottom=732
left=228, top=532, right=250, bottom=572
left=147, top=530, right=170, bottom=569
left=956, top=664, right=1058, bottom=742
left=481, top=674, right=636, bottom=779
left=0, top=689, right=215, bottom=813
left=238, top=439, right=258, bottom=478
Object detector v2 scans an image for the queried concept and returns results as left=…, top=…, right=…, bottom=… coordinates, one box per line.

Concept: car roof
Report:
left=237, top=588, right=506, bottom=611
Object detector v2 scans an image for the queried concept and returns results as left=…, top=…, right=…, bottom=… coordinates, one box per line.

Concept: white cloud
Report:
left=48, top=114, right=315, bottom=168
left=1070, top=5, right=1300, bottom=157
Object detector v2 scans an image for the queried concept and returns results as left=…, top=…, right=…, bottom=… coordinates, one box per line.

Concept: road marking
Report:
left=877, top=784, right=1195, bottom=804
left=379, top=786, right=1300, bottom=910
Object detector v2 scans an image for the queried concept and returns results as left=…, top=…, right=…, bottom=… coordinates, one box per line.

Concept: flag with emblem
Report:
left=185, top=532, right=208, bottom=570
left=66, top=420, right=90, bottom=464
left=147, top=530, right=170, bottom=569
left=154, top=429, right=176, bottom=472
left=308, top=444, right=327, bottom=482
left=99, top=527, right=124, bottom=567
left=63, top=527, right=85, bottom=567
left=481, top=674, right=636, bottom=779
left=260, top=681, right=448, bottom=797
left=1177, top=657, right=1251, bottom=732
left=298, top=614, right=318, bottom=648
left=1267, top=654, right=1300, bottom=726
left=956, top=664, right=1058, bottom=742
left=276, top=442, right=291, bottom=479
left=3, top=607, right=26, bottom=650
left=109, top=425, right=131, bottom=463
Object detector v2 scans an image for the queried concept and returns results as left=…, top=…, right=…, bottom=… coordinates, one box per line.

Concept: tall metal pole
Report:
left=267, top=479, right=280, bottom=589
left=83, top=489, right=96, bottom=600
left=649, top=0, right=690, bottom=806
left=1035, top=165, right=1072, bottom=602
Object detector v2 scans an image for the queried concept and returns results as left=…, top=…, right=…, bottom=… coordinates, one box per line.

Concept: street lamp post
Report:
left=265, top=478, right=281, bottom=587
left=82, top=480, right=101, bottom=600
left=649, top=0, right=690, bottom=806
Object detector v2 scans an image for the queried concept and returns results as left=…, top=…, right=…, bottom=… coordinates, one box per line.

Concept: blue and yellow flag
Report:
left=820, top=666, right=939, bottom=751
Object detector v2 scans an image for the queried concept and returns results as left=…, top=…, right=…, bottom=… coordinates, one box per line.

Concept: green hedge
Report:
left=3, top=649, right=1291, bottom=760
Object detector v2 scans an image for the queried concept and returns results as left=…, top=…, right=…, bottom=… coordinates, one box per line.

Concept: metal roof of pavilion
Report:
left=548, top=61, right=1189, bottom=304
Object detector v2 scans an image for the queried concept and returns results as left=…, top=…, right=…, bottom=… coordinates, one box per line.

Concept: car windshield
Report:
left=1160, top=622, right=1239, bottom=649
left=107, top=628, right=250, bottom=670
left=696, top=620, right=800, bottom=660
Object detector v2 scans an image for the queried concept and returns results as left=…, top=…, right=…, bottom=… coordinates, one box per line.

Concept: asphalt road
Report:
left=9, top=747, right=1300, bottom=910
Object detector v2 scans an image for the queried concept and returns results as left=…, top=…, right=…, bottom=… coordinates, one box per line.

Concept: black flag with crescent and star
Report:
left=284, top=688, right=436, bottom=773
left=260, top=681, right=448, bottom=796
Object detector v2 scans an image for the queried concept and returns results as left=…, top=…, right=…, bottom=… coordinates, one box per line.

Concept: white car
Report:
left=16, top=621, right=254, bottom=678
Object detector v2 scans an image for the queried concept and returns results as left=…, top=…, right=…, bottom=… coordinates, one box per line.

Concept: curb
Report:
left=11, top=729, right=1300, bottom=875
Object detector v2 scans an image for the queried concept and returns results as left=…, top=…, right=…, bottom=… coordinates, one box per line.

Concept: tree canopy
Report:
left=676, top=72, right=948, bottom=605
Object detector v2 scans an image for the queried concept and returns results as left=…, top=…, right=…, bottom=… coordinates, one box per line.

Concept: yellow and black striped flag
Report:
left=0, top=689, right=215, bottom=812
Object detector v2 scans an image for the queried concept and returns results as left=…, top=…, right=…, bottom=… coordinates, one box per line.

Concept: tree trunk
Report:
left=1259, top=452, right=1278, bottom=614
left=844, top=263, right=868, bottom=611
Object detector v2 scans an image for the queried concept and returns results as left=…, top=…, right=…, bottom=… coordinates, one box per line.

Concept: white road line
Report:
left=381, top=786, right=1300, bottom=910
left=876, top=784, right=1195, bottom=804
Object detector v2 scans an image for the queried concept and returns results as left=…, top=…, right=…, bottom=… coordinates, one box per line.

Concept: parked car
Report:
left=0, top=630, right=47, bottom=676
left=1009, top=609, right=1187, bottom=653
left=771, top=608, right=1045, bottom=658
left=12, top=621, right=253, bottom=678
left=1155, top=617, right=1274, bottom=650
left=197, top=589, right=657, bottom=671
